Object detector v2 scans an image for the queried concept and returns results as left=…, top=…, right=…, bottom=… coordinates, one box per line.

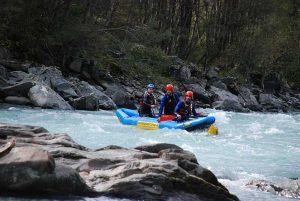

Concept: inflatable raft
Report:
left=116, top=108, right=216, bottom=132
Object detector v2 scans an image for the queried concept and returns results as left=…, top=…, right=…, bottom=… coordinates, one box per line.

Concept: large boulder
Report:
left=0, top=65, right=9, bottom=87
left=28, top=67, right=78, bottom=99
left=4, top=96, right=32, bottom=106
left=79, top=145, right=239, bottom=201
left=183, top=83, right=212, bottom=104
left=0, top=123, right=240, bottom=200
left=74, top=81, right=116, bottom=110
left=238, top=86, right=262, bottom=111
left=0, top=59, right=31, bottom=72
left=8, top=71, right=30, bottom=84
left=28, top=84, right=73, bottom=110
left=69, top=95, right=99, bottom=111
left=259, top=93, right=288, bottom=112
left=0, top=146, right=55, bottom=190
left=0, top=81, right=34, bottom=98
left=213, top=99, right=249, bottom=112
left=263, top=72, right=281, bottom=94
left=105, top=84, right=136, bottom=109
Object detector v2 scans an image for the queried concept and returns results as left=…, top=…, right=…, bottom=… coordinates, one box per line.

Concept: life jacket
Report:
left=178, top=101, right=193, bottom=117
left=139, top=92, right=155, bottom=105
left=164, top=94, right=177, bottom=114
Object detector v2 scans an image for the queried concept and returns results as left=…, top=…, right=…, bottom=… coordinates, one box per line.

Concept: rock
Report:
left=247, top=179, right=300, bottom=199
left=0, top=65, right=9, bottom=87
left=221, top=77, right=239, bottom=95
left=213, top=99, right=249, bottom=112
left=0, top=81, right=34, bottom=98
left=259, top=93, right=288, bottom=112
left=69, top=95, right=99, bottom=111
left=210, top=86, right=239, bottom=102
left=68, top=59, right=82, bottom=73
left=184, top=84, right=212, bottom=104
left=0, top=123, right=240, bottom=200
left=135, top=143, right=183, bottom=153
left=28, top=66, right=78, bottom=99
left=211, top=80, right=228, bottom=90
left=206, top=67, right=220, bottom=80
left=0, top=59, right=31, bottom=72
left=28, top=84, right=73, bottom=110
left=105, top=84, right=136, bottom=109
left=0, top=65, right=9, bottom=79
left=0, top=141, right=15, bottom=158
left=74, top=81, right=116, bottom=110
left=4, top=96, right=32, bottom=105
left=31, top=164, right=94, bottom=195
left=263, top=72, right=281, bottom=94
left=8, top=71, right=30, bottom=84
left=238, top=86, right=262, bottom=111
left=0, top=146, right=55, bottom=190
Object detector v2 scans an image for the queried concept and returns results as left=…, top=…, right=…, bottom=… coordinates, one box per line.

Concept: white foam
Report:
left=264, top=128, right=284, bottom=135
left=209, top=111, right=231, bottom=124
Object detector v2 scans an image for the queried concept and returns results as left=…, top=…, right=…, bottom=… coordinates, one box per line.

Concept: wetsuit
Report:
left=159, top=93, right=180, bottom=116
left=139, top=91, right=156, bottom=117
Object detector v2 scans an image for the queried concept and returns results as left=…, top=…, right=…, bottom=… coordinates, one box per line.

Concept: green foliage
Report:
left=0, top=0, right=299, bottom=89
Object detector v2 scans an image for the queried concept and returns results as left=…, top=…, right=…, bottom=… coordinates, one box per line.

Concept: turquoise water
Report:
left=0, top=105, right=299, bottom=201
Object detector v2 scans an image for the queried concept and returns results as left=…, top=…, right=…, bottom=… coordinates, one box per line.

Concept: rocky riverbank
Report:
left=0, top=55, right=300, bottom=113
left=0, top=122, right=239, bottom=201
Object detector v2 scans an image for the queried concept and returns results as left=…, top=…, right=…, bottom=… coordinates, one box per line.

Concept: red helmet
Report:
left=185, top=91, right=193, bottom=97
left=165, top=84, right=174, bottom=92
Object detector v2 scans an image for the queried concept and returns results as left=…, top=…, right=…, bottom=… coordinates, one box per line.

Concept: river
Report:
left=0, top=105, right=299, bottom=201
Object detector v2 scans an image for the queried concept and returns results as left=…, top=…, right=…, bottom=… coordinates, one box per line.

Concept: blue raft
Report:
left=116, top=108, right=216, bottom=131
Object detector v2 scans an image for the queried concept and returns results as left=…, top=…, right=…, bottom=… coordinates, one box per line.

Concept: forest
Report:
left=0, top=0, right=299, bottom=90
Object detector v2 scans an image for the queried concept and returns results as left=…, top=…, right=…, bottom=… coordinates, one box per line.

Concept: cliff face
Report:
left=0, top=122, right=239, bottom=201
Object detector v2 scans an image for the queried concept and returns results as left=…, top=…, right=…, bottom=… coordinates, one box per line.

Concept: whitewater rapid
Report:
left=0, top=105, right=299, bottom=201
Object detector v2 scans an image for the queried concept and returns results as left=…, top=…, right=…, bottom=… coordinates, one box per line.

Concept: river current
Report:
left=0, top=105, right=299, bottom=201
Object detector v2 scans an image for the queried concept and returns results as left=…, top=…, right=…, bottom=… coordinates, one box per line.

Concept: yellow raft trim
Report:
left=208, top=124, right=218, bottom=135
left=136, top=121, right=159, bottom=130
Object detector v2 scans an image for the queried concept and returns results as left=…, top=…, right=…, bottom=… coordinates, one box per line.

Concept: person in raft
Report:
left=138, top=83, right=157, bottom=117
left=159, top=84, right=180, bottom=117
left=174, top=91, right=207, bottom=121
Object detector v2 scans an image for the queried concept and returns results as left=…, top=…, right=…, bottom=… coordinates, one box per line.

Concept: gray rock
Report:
left=68, top=59, right=82, bottom=73
left=0, top=65, right=9, bottom=87
left=213, top=99, right=249, bottom=113
left=69, top=95, right=99, bottom=111
left=0, top=81, right=34, bottom=98
left=0, top=146, right=55, bottom=190
left=0, top=59, right=31, bottom=72
left=263, top=72, right=281, bottom=94
left=238, top=87, right=262, bottom=111
left=28, top=84, right=73, bottom=110
left=135, top=143, right=183, bottom=153
left=247, top=179, right=300, bottom=199
left=206, top=67, right=219, bottom=80
left=259, top=93, right=288, bottom=112
left=0, top=123, right=239, bottom=201
left=8, top=71, right=30, bottom=84
left=105, top=84, right=136, bottom=109
left=75, top=81, right=116, bottom=110
left=28, top=66, right=78, bottom=99
left=4, top=96, right=32, bottom=105
left=184, top=84, right=212, bottom=104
